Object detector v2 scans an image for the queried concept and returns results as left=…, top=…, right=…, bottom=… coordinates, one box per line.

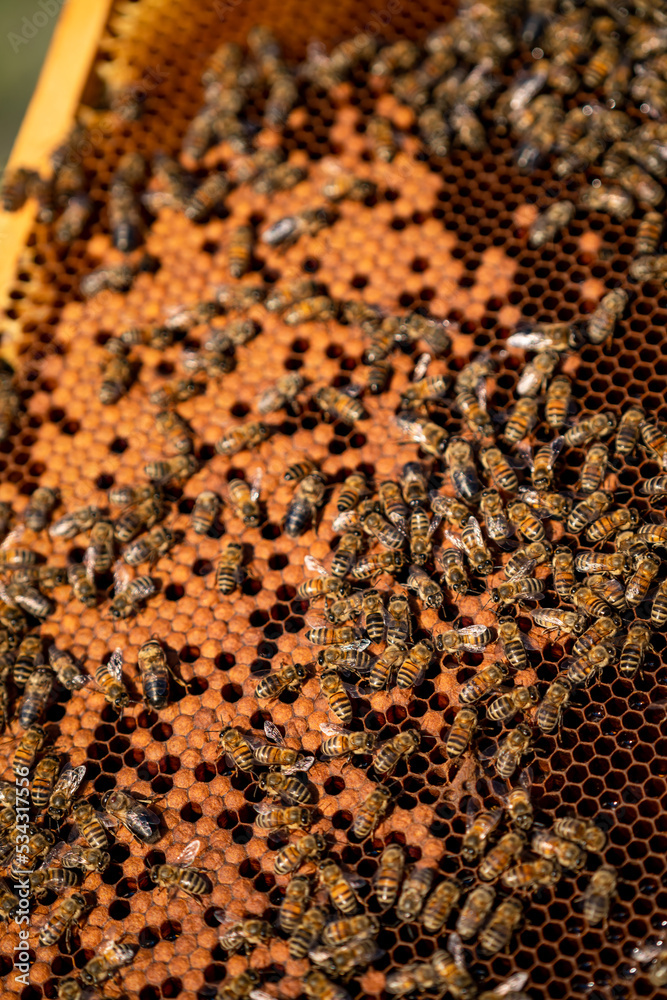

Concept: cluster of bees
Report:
left=2, top=2, right=667, bottom=999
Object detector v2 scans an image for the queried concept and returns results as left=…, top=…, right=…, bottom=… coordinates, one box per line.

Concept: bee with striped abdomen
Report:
left=274, top=832, right=326, bottom=874
left=488, top=686, right=539, bottom=723
left=150, top=839, right=210, bottom=901
left=353, top=784, right=392, bottom=839
left=228, top=474, right=262, bottom=527
left=285, top=474, right=326, bottom=537
left=256, top=659, right=307, bottom=701
left=191, top=492, right=222, bottom=535
left=619, top=623, right=652, bottom=678
left=615, top=407, right=644, bottom=457
left=462, top=802, right=503, bottom=862
left=480, top=447, right=518, bottom=492
left=31, top=751, right=61, bottom=810
left=39, top=891, right=87, bottom=947
left=215, top=420, right=269, bottom=457
left=544, top=374, right=572, bottom=429
left=19, top=667, right=54, bottom=728
left=445, top=707, right=477, bottom=757
left=109, top=574, right=156, bottom=619
left=435, top=624, right=494, bottom=657
left=13, top=724, right=46, bottom=777
left=374, top=728, right=420, bottom=774
left=502, top=397, right=539, bottom=445
left=375, top=843, right=405, bottom=910
left=279, top=876, right=311, bottom=932
left=216, top=542, right=244, bottom=596
left=479, top=899, right=523, bottom=956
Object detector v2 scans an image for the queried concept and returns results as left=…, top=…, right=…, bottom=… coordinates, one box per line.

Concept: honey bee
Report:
left=47, top=763, right=86, bottom=823
left=139, top=636, right=178, bottom=710
left=396, top=413, right=448, bottom=457
left=218, top=917, right=273, bottom=956
left=114, top=491, right=164, bottom=543
left=579, top=442, right=609, bottom=494
left=110, top=574, right=156, bottom=619
left=495, top=769, right=532, bottom=831
left=285, top=474, right=326, bottom=537
left=566, top=491, right=611, bottom=535
left=254, top=655, right=306, bottom=700
left=259, top=766, right=313, bottom=804
left=213, top=541, right=244, bottom=596
left=396, top=637, right=434, bottom=689
left=443, top=440, right=481, bottom=502
left=365, top=642, right=405, bottom=691
left=553, top=816, right=606, bottom=853
left=322, top=913, right=379, bottom=950
left=254, top=803, right=311, bottom=833
left=532, top=828, right=586, bottom=870
left=508, top=500, right=545, bottom=548
left=480, top=448, right=518, bottom=493
left=149, top=377, right=203, bottom=409
left=380, top=481, right=409, bottom=528
left=585, top=287, right=629, bottom=344
left=320, top=723, right=376, bottom=759
left=572, top=616, right=622, bottom=658
left=401, top=373, right=451, bottom=408
left=455, top=389, right=494, bottom=439
left=579, top=183, right=634, bottom=220
left=39, top=891, right=87, bottom=947
left=13, top=723, right=45, bottom=775
left=652, top=578, right=667, bottom=627
left=459, top=661, right=510, bottom=705
left=396, top=866, right=434, bottom=921
left=479, top=829, right=527, bottom=883
left=318, top=858, right=359, bottom=914
left=479, top=899, right=523, bottom=956
left=67, top=564, right=96, bottom=608
left=528, top=201, right=575, bottom=248
left=70, top=800, right=110, bottom=851
left=413, top=878, right=458, bottom=934
left=619, top=623, right=652, bottom=679
left=635, top=211, right=664, bottom=257
left=638, top=522, right=667, bottom=548
left=399, top=313, right=451, bottom=356
left=516, top=351, right=559, bottom=398
left=289, top=904, right=327, bottom=960
left=333, top=473, right=367, bottom=515
left=13, top=635, right=43, bottom=689
left=625, top=553, right=661, bottom=607
left=375, top=843, right=405, bottom=910
left=49, top=505, right=103, bottom=542
left=566, top=639, right=618, bottom=687
left=478, top=490, right=511, bottom=545
left=586, top=507, right=638, bottom=543
left=318, top=669, right=353, bottom=724
left=508, top=323, right=577, bottom=354
left=488, top=686, right=539, bottom=723
left=31, top=751, right=61, bottom=810
left=151, top=839, right=210, bottom=901
left=82, top=520, right=115, bottom=577
left=502, top=397, right=539, bottom=445
left=215, top=420, right=269, bottom=457
left=19, top=667, right=54, bottom=728
left=52, top=844, right=106, bottom=876
left=278, top=876, right=311, bottom=933
left=491, top=577, right=544, bottom=609
left=564, top=412, right=617, bottom=449
left=581, top=865, right=617, bottom=926
left=283, top=295, right=336, bottom=326
left=436, top=624, right=494, bottom=657
left=253, top=162, right=307, bottom=195
left=366, top=358, right=392, bottom=395
left=454, top=884, right=496, bottom=941
left=610, top=405, right=642, bottom=459
left=351, top=549, right=405, bottom=582
left=374, top=728, right=420, bottom=775
left=362, top=511, right=406, bottom=552
left=261, top=206, right=336, bottom=249
left=462, top=803, right=503, bottom=862
left=189, top=491, right=221, bottom=536
left=367, top=115, right=397, bottom=161
left=547, top=545, right=574, bottom=600
left=459, top=516, right=494, bottom=576
left=303, top=970, right=349, bottom=1000
left=23, top=487, right=59, bottom=532
left=101, top=788, right=160, bottom=843
left=443, top=706, right=476, bottom=757
left=55, top=193, right=93, bottom=244
left=436, top=546, right=469, bottom=595
left=275, top=832, right=326, bottom=874
left=283, top=459, right=319, bottom=486
left=494, top=724, right=533, bottom=780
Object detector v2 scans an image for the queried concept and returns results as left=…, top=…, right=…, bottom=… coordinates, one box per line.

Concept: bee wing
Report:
left=427, top=518, right=440, bottom=540
left=447, top=932, right=468, bottom=972
left=549, top=436, right=565, bottom=466
left=494, top=972, right=529, bottom=996
left=107, top=647, right=124, bottom=682
left=413, top=353, right=431, bottom=381
left=264, top=720, right=286, bottom=746
left=337, top=638, right=371, bottom=652
left=505, top=557, right=536, bottom=580
left=249, top=992, right=278, bottom=1000
left=465, top=796, right=482, bottom=830
left=475, top=377, right=488, bottom=413
left=443, top=531, right=465, bottom=550
left=0, top=527, right=25, bottom=550
left=43, top=840, right=70, bottom=866
left=281, top=756, right=315, bottom=775
left=56, top=764, right=86, bottom=797
left=319, top=722, right=350, bottom=736
left=130, top=802, right=161, bottom=827
left=396, top=413, right=427, bottom=443
left=515, top=444, right=533, bottom=472
left=83, top=544, right=96, bottom=584
left=60, top=845, right=89, bottom=866
left=250, top=467, right=263, bottom=502
left=175, top=839, right=201, bottom=867
left=456, top=625, right=493, bottom=641
left=342, top=384, right=363, bottom=398
left=507, top=330, right=542, bottom=350
left=332, top=510, right=360, bottom=532
left=304, top=554, right=329, bottom=577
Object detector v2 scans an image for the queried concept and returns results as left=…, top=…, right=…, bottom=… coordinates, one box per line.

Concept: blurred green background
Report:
left=0, top=1, right=60, bottom=169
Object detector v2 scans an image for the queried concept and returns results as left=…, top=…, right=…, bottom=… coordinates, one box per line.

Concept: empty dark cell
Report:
left=192, top=559, right=213, bottom=575
left=179, top=645, right=200, bottom=663
left=160, top=920, right=182, bottom=941
left=108, top=899, right=131, bottom=920
left=164, top=584, right=184, bottom=601
left=250, top=610, right=269, bottom=627
left=239, top=858, right=260, bottom=879
left=269, top=554, right=288, bottom=571
left=195, top=763, right=216, bottom=783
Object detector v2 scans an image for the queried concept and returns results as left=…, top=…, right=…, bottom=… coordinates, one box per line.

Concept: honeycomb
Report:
left=0, top=2, right=667, bottom=1000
